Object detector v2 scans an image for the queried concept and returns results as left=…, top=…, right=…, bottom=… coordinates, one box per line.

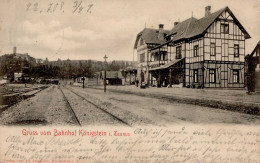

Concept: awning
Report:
left=149, top=58, right=184, bottom=71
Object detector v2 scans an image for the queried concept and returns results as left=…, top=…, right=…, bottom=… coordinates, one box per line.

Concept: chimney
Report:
left=158, top=24, right=164, bottom=40
left=174, top=22, right=179, bottom=26
left=159, top=24, right=164, bottom=30
left=13, top=47, right=16, bottom=54
left=205, top=6, right=211, bottom=17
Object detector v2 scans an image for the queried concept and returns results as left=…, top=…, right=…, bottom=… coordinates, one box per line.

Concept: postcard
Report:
left=0, top=0, right=259, bottom=162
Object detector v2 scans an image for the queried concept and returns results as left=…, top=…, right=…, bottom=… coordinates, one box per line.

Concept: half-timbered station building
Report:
left=134, top=6, right=251, bottom=88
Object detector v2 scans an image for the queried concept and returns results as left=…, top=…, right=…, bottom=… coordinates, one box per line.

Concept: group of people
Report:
left=135, top=77, right=170, bottom=88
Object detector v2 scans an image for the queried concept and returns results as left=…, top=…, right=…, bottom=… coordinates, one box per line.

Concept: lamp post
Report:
left=103, top=55, right=108, bottom=92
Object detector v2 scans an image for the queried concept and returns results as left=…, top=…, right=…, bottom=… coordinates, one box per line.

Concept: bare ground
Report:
left=0, top=85, right=77, bottom=126
left=71, top=86, right=260, bottom=125
left=0, top=84, right=259, bottom=126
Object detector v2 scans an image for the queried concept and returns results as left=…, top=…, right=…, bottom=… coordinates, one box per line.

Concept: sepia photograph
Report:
left=0, top=0, right=259, bottom=162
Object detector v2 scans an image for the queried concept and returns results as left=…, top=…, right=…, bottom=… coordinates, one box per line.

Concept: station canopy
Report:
left=149, top=58, right=184, bottom=71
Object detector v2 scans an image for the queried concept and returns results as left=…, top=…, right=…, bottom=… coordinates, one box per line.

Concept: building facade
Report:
left=245, top=41, right=260, bottom=93
left=98, top=71, right=123, bottom=85
left=250, top=41, right=260, bottom=69
left=134, top=6, right=251, bottom=88
left=134, top=24, right=169, bottom=86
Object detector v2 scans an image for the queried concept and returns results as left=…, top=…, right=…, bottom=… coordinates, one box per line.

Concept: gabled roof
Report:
left=134, top=28, right=169, bottom=49
left=167, top=6, right=251, bottom=42
left=251, top=41, right=260, bottom=56
left=167, top=17, right=198, bottom=41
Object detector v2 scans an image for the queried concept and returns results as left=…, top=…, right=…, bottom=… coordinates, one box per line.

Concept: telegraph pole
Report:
left=103, top=55, right=108, bottom=93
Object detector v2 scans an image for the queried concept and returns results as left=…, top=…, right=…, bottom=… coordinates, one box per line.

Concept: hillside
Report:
left=0, top=54, right=137, bottom=79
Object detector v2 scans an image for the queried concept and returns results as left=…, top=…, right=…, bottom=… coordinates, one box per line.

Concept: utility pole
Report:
left=103, top=55, right=108, bottom=92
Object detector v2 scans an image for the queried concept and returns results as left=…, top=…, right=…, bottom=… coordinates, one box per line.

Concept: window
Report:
left=210, top=43, right=216, bottom=56
left=140, top=53, right=145, bottom=63
left=194, top=69, right=198, bottom=83
left=160, top=54, right=163, bottom=60
left=234, top=44, right=239, bottom=57
left=221, top=23, right=229, bottom=34
left=233, top=70, right=239, bottom=83
left=154, top=54, right=159, bottom=61
left=176, top=46, right=182, bottom=59
left=165, top=53, right=168, bottom=60
left=160, top=53, right=168, bottom=61
left=161, top=53, right=168, bottom=61
left=140, top=38, right=144, bottom=46
left=194, top=45, right=199, bottom=57
left=209, top=69, right=216, bottom=83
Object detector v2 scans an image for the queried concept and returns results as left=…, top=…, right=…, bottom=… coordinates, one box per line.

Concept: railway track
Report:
left=0, top=85, right=49, bottom=114
left=0, top=86, right=46, bottom=96
left=59, top=85, right=130, bottom=127
left=59, top=85, right=82, bottom=126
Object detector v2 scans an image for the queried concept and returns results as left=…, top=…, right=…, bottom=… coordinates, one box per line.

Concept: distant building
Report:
left=0, top=75, right=11, bottom=84
left=75, top=77, right=87, bottom=83
left=98, top=71, right=124, bottom=85
left=12, top=47, right=36, bottom=63
left=36, top=58, right=44, bottom=64
left=14, top=72, right=23, bottom=82
left=13, top=68, right=32, bottom=83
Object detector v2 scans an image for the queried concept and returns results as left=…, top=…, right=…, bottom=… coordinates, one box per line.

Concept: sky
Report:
left=0, top=0, right=259, bottom=61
